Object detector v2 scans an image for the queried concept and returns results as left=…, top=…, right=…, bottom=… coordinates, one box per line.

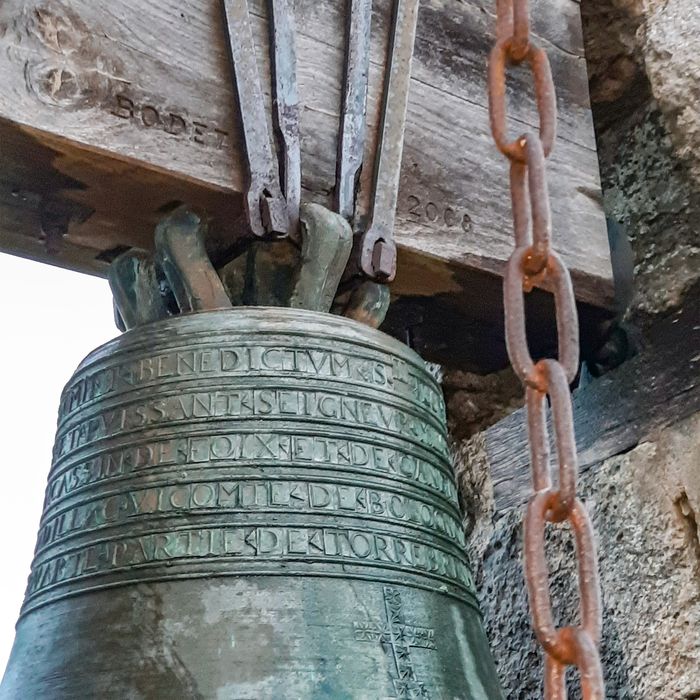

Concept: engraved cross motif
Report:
left=353, top=586, right=435, bottom=699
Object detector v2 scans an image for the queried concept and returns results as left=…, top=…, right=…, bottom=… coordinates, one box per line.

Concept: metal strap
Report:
left=222, top=0, right=289, bottom=238
left=360, top=0, right=420, bottom=283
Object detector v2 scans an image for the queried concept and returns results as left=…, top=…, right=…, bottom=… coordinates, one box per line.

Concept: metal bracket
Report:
left=108, top=250, right=169, bottom=330
left=336, top=0, right=373, bottom=224
left=155, top=206, right=232, bottom=312
left=290, top=203, right=353, bottom=313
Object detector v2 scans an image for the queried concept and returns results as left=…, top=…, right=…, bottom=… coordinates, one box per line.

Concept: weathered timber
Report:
left=482, top=295, right=700, bottom=514
left=0, top=0, right=613, bottom=366
left=0, top=1, right=610, bottom=284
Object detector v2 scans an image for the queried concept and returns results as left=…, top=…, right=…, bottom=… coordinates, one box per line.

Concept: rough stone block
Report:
left=459, top=414, right=700, bottom=698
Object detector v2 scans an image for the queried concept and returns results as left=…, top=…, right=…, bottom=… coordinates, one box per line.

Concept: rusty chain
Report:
left=487, top=0, right=605, bottom=696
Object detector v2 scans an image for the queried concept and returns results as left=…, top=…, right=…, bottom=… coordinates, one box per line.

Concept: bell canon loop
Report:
left=2, top=308, right=502, bottom=698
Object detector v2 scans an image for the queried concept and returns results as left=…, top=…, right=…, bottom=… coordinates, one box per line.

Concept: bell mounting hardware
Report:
left=1, top=1, right=608, bottom=698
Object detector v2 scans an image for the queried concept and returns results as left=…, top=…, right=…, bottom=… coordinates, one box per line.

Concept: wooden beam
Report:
left=0, top=0, right=612, bottom=306
left=480, top=295, right=700, bottom=514
left=0, top=0, right=614, bottom=368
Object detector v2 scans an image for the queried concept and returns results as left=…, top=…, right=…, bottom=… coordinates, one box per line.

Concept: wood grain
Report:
left=0, top=0, right=613, bottom=310
left=481, top=297, right=700, bottom=514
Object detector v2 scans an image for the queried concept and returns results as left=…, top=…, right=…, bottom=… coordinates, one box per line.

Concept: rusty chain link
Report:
left=487, top=0, right=605, bottom=696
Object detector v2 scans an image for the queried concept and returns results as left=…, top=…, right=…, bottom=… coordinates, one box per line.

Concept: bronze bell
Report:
left=1, top=308, right=502, bottom=698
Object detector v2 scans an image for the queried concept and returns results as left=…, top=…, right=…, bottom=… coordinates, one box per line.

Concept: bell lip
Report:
left=74, top=306, right=434, bottom=384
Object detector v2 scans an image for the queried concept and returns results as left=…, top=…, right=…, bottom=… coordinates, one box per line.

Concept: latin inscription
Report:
left=26, top=526, right=475, bottom=601
left=60, top=346, right=443, bottom=421
left=54, top=389, right=448, bottom=462
left=37, top=479, right=466, bottom=552
left=44, top=433, right=457, bottom=510
left=111, top=94, right=230, bottom=150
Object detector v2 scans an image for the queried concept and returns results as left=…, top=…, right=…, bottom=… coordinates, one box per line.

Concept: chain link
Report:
left=487, top=0, right=605, bottom=695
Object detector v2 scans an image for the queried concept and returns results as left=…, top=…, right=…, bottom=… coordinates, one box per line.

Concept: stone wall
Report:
left=451, top=1, right=700, bottom=696
left=582, top=0, right=700, bottom=321
left=459, top=415, right=700, bottom=699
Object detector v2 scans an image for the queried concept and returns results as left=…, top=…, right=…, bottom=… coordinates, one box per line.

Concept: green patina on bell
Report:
left=2, top=308, right=502, bottom=699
